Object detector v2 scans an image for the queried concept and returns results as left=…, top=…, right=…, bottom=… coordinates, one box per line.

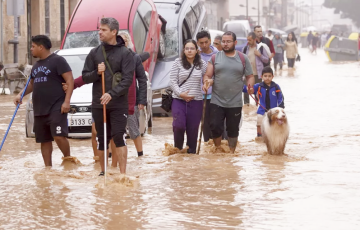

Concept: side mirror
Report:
left=140, top=52, right=150, bottom=62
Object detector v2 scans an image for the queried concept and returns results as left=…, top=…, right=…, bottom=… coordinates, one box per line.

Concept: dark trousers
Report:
left=287, top=58, right=295, bottom=68
left=244, top=75, right=262, bottom=104
left=172, top=98, right=203, bottom=153
left=274, top=53, right=283, bottom=71
left=203, top=99, right=228, bottom=142
left=210, top=103, right=242, bottom=138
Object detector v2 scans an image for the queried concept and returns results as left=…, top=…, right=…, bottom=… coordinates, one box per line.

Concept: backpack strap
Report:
left=237, top=51, right=246, bottom=70
left=257, top=85, right=262, bottom=97
left=275, top=83, right=285, bottom=108
left=243, top=46, right=248, bottom=55
left=211, top=54, right=216, bottom=77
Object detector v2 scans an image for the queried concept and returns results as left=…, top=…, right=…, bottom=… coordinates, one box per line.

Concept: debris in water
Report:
left=162, top=143, right=188, bottom=156
left=255, top=137, right=264, bottom=143
left=95, top=174, right=138, bottom=188
left=24, top=161, right=37, bottom=168
left=203, top=140, right=240, bottom=154
left=62, top=156, right=82, bottom=165
left=256, top=153, right=307, bottom=162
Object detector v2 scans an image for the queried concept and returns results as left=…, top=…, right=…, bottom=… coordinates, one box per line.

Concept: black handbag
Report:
left=296, top=54, right=301, bottom=62
left=160, top=65, right=196, bottom=112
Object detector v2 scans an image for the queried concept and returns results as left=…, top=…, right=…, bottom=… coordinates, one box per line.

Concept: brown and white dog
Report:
left=261, top=107, right=290, bottom=155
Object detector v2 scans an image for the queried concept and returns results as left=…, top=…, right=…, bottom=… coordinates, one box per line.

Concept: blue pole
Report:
left=0, top=76, right=32, bottom=151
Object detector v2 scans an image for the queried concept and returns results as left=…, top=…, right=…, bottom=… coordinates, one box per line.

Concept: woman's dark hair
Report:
left=181, top=39, right=202, bottom=70
left=262, top=66, right=274, bottom=76
left=31, top=35, right=52, bottom=50
left=290, top=31, right=298, bottom=44
left=287, top=33, right=295, bottom=42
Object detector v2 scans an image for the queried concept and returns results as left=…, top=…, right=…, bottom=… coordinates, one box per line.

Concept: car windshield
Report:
left=155, top=3, right=180, bottom=60
left=63, top=30, right=129, bottom=49
left=224, top=24, right=247, bottom=37
left=63, top=31, right=100, bottom=49
left=61, top=55, right=87, bottom=79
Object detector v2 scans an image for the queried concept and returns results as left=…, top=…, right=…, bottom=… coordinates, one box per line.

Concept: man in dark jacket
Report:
left=82, top=17, right=135, bottom=176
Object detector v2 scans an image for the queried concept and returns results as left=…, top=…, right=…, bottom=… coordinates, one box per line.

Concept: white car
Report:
left=25, top=47, right=152, bottom=138
left=209, top=29, right=224, bottom=41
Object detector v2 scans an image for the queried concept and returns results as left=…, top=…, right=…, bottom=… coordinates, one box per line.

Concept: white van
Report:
left=223, top=20, right=251, bottom=37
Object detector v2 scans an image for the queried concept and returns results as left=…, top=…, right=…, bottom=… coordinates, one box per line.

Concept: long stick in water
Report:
left=102, top=72, right=107, bottom=184
left=0, top=76, right=32, bottom=151
left=197, top=86, right=208, bottom=155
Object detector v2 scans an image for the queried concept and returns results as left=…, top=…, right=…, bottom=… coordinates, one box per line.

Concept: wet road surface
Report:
left=0, top=50, right=360, bottom=229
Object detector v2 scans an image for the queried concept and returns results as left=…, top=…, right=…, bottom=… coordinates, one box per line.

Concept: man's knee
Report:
left=113, top=132, right=126, bottom=148
left=53, top=136, right=67, bottom=142
left=210, top=121, right=224, bottom=138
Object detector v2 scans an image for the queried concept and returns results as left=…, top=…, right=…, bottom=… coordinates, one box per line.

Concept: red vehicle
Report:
left=60, top=0, right=165, bottom=127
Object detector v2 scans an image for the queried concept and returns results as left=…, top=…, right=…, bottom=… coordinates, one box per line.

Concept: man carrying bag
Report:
left=82, top=17, right=135, bottom=176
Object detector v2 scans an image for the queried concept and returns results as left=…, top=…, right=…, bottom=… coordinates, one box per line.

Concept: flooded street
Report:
left=1, top=50, right=360, bottom=229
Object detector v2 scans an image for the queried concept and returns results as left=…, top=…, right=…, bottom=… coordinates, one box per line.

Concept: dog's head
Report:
left=267, top=107, right=287, bottom=126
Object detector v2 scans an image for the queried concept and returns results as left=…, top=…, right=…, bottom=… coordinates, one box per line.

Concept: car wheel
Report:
left=157, top=31, right=166, bottom=59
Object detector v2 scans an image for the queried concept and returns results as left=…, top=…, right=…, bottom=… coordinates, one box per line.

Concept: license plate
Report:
left=68, top=117, right=92, bottom=127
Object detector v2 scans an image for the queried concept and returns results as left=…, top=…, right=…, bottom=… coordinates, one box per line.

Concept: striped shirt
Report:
left=170, top=58, right=207, bottom=101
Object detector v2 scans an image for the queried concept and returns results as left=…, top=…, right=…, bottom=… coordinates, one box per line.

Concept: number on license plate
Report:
left=69, top=118, right=92, bottom=126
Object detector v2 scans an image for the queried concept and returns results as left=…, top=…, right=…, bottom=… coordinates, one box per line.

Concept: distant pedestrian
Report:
left=321, top=32, right=328, bottom=48
left=307, top=31, right=313, bottom=48
left=284, top=32, right=298, bottom=69
left=272, top=33, right=285, bottom=71
left=358, top=33, right=360, bottom=59
left=170, top=39, right=207, bottom=154
left=311, top=33, right=320, bottom=54
left=265, top=30, right=274, bottom=40
left=213, top=35, right=223, bottom=51
left=326, top=31, right=332, bottom=40
left=203, top=31, right=254, bottom=153
left=290, top=31, right=298, bottom=44
left=242, top=32, right=269, bottom=104
left=14, top=35, right=74, bottom=167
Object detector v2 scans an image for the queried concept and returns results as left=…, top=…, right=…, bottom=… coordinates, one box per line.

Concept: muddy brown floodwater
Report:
left=1, top=51, right=360, bottom=229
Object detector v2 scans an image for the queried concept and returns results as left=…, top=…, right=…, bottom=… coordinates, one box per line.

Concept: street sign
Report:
left=6, top=0, right=25, bottom=16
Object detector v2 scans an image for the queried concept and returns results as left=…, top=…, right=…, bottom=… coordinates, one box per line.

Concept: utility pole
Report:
left=258, top=0, right=260, bottom=25
left=281, top=0, right=287, bottom=27
left=246, top=0, right=248, bottom=19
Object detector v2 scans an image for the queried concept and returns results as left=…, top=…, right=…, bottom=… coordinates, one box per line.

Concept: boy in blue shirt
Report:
left=245, top=66, right=284, bottom=137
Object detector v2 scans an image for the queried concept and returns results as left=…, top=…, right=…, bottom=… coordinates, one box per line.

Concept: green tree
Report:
left=323, top=0, right=360, bottom=26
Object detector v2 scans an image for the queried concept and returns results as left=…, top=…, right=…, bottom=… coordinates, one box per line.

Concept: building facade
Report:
left=201, top=0, right=229, bottom=31
left=0, top=0, right=79, bottom=65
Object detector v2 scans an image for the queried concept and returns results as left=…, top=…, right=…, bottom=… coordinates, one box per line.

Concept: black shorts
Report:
left=209, top=103, right=242, bottom=138
left=92, top=108, right=128, bottom=150
left=34, top=111, right=68, bottom=143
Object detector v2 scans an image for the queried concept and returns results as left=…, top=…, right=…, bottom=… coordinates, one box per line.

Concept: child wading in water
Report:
left=245, top=66, right=285, bottom=138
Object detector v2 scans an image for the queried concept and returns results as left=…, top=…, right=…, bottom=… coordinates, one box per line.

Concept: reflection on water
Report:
left=0, top=51, right=360, bottom=229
